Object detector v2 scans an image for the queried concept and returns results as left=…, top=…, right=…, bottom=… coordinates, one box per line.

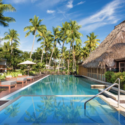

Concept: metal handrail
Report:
left=84, top=78, right=120, bottom=109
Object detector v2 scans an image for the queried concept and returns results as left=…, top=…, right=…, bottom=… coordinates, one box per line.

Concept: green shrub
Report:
left=105, top=71, right=125, bottom=90
left=0, top=74, right=5, bottom=80
left=105, top=71, right=116, bottom=83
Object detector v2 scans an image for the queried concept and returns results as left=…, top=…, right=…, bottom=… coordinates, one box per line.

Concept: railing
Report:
left=84, top=78, right=120, bottom=109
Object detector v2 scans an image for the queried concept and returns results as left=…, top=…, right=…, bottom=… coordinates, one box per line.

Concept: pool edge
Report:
left=0, top=75, right=50, bottom=100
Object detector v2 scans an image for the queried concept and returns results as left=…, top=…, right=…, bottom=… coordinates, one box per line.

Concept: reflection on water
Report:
left=8, top=75, right=99, bottom=100
left=0, top=96, right=124, bottom=125
left=4, top=102, right=20, bottom=118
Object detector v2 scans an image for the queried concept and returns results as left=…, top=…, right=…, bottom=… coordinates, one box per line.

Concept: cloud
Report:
left=79, top=0, right=124, bottom=32
left=31, top=0, right=38, bottom=3
left=9, top=0, right=37, bottom=4
left=67, top=0, right=73, bottom=8
left=47, top=10, right=55, bottom=14
left=38, top=0, right=63, bottom=9
left=77, top=1, right=85, bottom=5
left=11, top=0, right=27, bottom=4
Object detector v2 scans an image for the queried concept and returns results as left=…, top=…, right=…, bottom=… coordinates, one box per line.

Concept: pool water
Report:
left=7, top=75, right=99, bottom=100
left=0, top=96, right=125, bottom=125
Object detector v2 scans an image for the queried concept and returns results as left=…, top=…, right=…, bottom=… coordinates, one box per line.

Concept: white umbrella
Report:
left=18, top=60, right=36, bottom=75
left=45, top=64, right=49, bottom=67
left=19, top=61, right=36, bottom=65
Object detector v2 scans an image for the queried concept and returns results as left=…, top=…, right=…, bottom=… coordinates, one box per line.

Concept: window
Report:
left=119, top=62, right=125, bottom=72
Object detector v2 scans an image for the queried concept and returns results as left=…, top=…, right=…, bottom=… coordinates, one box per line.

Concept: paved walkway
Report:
left=0, top=74, right=48, bottom=106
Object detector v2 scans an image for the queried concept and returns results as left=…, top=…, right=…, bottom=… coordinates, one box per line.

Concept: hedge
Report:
left=105, top=71, right=125, bottom=90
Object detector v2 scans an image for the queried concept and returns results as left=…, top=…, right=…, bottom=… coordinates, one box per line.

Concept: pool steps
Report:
left=91, top=85, right=125, bottom=102
left=82, top=75, right=125, bottom=94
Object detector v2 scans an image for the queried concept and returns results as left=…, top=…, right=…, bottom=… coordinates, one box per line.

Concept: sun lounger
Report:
left=16, top=78, right=27, bottom=86
left=0, top=80, right=17, bottom=91
left=25, top=76, right=34, bottom=82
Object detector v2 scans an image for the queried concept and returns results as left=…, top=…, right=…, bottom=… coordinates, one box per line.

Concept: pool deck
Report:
left=0, top=74, right=48, bottom=106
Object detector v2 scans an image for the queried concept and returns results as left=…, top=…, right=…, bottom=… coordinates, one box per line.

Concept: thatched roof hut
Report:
left=83, top=20, right=125, bottom=69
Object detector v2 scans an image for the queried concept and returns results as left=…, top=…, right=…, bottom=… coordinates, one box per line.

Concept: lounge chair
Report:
left=0, top=80, right=17, bottom=91
left=16, top=78, right=27, bottom=86
left=24, top=76, right=35, bottom=82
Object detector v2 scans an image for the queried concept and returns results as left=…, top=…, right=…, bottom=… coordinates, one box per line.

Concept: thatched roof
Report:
left=83, top=21, right=125, bottom=68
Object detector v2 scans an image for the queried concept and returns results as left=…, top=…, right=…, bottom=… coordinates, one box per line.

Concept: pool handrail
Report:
left=84, top=78, right=120, bottom=109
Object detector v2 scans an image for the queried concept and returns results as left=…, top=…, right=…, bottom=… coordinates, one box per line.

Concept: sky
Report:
left=1, top=0, right=125, bottom=52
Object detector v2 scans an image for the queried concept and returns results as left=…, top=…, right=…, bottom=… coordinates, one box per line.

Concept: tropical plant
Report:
left=67, top=20, right=83, bottom=71
left=58, top=22, right=70, bottom=72
left=35, top=47, right=43, bottom=63
left=53, top=47, right=60, bottom=70
left=63, top=49, right=70, bottom=73
left=4, top=29, right=20, bottom=54
left=85, top=32, right=100, bottom=52
left=0, top=0, right=16, bottom=27
left=49, top=27, right=60, bottom=67
left=37, top=30, right=53, bottom=65
left=80, top=46, right=90, bottom=61
left=24, top=15, right=46, bottom=58
left=2, top=41, right=22, bottom=70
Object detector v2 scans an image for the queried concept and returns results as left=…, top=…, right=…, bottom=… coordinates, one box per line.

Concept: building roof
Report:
left=82, top=20, right=125, bottom=68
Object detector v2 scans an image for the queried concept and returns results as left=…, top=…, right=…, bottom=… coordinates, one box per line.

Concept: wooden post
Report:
left=104, top=68, right=106, bottom=81
left=97, top=68, right=98, bottom=79
left=22, top=81, right=24, bottom=87
left=9, top=86, right=11, bottom=92
left=91, top=68, right=92, bottom=77
left=101, top=69, right=103, bottom=81
left=119, top=62, right=120, bottom=72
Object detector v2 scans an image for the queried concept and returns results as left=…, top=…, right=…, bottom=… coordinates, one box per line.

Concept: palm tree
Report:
left=58, top=22, right=70, bottom=72
left=49, top=27, right=60, bottom=67
left=36, top=47, right=43, bottom=63
left=24, top=15, right=46, bottom=58
left=4, top=29, right=20, bottom=54
left=0, top=0, right=16, bottom=27
left=80, top=46, right=90, bottom=61
left=62, top=46, right=67, bottom=67
left=37, top=30, right=53, bottom=65
left=68, top=20, right=83, bottom=71
left=85, top=32, right=100, bottom=52
left=53, top=47, right=60, bottom=71
left=63, top=49, right=70, bottom=73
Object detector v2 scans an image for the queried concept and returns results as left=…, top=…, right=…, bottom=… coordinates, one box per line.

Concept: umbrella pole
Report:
left=28, top=65, right=29, bottom=76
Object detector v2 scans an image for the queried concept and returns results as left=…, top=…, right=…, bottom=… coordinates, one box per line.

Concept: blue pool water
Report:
left=7, top=75, right=99, bottom=100
left=0, top=96, right=125, bottom=125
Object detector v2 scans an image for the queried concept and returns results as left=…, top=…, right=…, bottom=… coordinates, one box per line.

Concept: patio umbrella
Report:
left=18, top=61, right=36, bottom=75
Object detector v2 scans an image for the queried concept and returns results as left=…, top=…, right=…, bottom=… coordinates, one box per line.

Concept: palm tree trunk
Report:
left=72, top=40, right=75, bottom=71
left=58, top=41, right=65, bottom=73
left=41, top=51, right=43, bottom=63
left=75, top=58, right=76, bottom=72
left=11, top=40, right=13, bottom=54
left=49, top=47, right=54, bottom=67
left=10, top=40, right=13, bottom=67
left=68, top=44, right=71, bottom=74
left=68, top=59, right=69, bottom=74
left=30, top=31, right=36, bottom=58
left=46, top=52, right=47, bottom=65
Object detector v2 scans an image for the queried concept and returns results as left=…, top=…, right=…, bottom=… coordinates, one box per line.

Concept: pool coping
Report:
left=0, top=75, right=50, bottom=100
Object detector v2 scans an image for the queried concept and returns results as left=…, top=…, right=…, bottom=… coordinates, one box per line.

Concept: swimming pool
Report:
left=0, top=96, right=125, bottom=125
left=3, top=75, right=99, bottom=100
